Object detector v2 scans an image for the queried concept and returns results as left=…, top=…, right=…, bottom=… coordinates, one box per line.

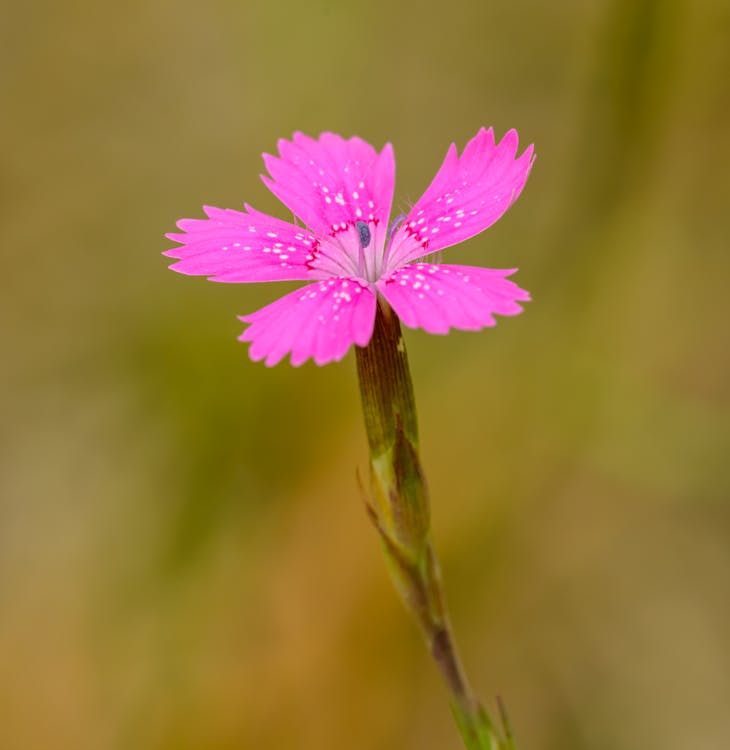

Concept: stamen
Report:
left=381, top=213, right=408, bottom=277
left=387, top=213, right=407, bottom=243
left=356, top=220, right=372, bottom=249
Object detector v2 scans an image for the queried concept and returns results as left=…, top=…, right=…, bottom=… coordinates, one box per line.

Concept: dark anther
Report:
left=355, top=220, right=371, bottom=249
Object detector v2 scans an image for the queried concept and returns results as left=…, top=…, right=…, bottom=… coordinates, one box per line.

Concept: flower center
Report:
left=306, top=217, right=431, bottom=284
left=307, top=220, right=385, bottom=283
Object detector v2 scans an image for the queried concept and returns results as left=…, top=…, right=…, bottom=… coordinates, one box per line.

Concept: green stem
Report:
left=355, top=301, right=515, bottom=750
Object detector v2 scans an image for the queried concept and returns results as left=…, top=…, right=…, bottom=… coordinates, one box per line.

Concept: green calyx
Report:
left=356, top=302, right=428, bottom=555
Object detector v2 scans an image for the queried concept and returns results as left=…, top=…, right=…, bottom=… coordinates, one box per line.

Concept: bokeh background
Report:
left=2, top=0, right=729, bottom=748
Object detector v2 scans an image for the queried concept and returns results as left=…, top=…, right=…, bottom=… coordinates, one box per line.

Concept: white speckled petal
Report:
left=164, top=204, right=317, bottom=282
left=377, top=263, right=530, bottom=334
left=385, top=128, right=534, bottom=269
left=239, top=278, right=377, bottom=366
left=261, top=132, right=395, bottom=237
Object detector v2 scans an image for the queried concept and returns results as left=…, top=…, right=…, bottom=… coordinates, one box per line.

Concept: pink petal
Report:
left=164, top=204, right=318, bottom=283
left=376, top=263, right=530, bottom=334
left=261, top=132, right=395, bottom=236
left=239, top=278, right=377, bottom=366
left=384, top=128, right=534, bottom=269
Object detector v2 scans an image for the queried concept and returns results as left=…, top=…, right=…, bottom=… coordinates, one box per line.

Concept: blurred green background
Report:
left=2, top=0, right=729, bottom=748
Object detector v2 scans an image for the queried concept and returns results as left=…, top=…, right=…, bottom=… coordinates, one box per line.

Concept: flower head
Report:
left=165, top=127, right=534, bottom=366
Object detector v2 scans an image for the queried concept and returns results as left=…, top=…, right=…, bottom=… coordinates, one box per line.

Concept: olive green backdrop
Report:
left=2, top=0, right=729, bottom=748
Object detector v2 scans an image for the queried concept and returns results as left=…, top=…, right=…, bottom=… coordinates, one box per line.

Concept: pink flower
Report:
left=165, top=127, right=534, bottom=366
